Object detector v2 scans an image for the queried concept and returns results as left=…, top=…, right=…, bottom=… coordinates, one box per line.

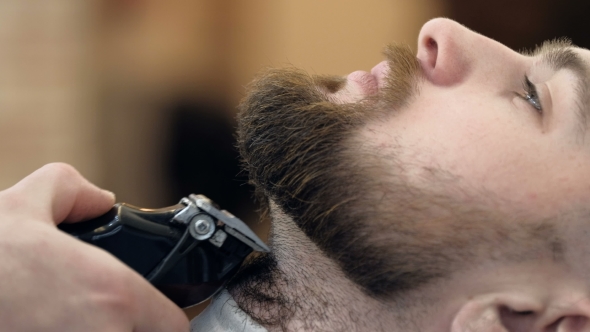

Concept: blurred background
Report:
left=1, top=0, right=589, bottom=317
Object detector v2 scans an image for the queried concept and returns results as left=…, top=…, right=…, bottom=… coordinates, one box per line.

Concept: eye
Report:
left=519, top=75, right=543, bottom=113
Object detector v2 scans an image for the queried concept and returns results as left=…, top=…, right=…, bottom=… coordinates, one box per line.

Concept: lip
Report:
left=328, top=61, right=390, bottom=104
left=370, top=60, right=389, bottom=90
left=345, top=60, right=389, bottom=95
left=346, top=70, right=379, bottom=96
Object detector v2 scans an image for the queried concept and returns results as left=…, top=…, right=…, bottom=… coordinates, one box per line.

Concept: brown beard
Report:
left=234, top=45, right=422, bottom=252
left=230, top=44, right=443, bottom=298
left=229, top=44, right=566, bottom=327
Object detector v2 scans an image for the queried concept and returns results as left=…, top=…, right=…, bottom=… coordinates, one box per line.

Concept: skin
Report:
left=355, top=19, right=590, bottom=217
left=232, top=18, right=590, bottom=331
left=0, top=163, right=189, bottom=332
left=349, top=18, right=590, bottom=332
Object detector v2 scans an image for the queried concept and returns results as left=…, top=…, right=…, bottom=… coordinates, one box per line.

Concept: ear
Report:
left=450, top=294, right=541, bottom=332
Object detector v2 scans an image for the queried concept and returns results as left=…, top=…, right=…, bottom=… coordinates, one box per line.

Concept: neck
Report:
left=227, top=205, right=412, bottom=332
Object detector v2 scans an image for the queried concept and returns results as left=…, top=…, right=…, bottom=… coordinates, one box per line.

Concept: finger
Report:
left=9, top=163, right=116, bottom=224
left=129, top=275, right=190, bottom=332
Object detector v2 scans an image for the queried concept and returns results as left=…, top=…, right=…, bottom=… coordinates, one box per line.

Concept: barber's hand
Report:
left=0, top=163, right=189, bottom=332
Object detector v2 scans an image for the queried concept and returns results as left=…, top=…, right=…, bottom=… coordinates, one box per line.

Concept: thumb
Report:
left=8, top=163, right=115, bottom=224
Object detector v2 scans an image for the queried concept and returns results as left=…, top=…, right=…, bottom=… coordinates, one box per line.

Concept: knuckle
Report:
left=40, top=162, right=81, bottom=182
left=0, top=189, right=25, bottom=212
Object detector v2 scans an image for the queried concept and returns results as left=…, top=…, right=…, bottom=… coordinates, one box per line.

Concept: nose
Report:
left=416, top=18, right=519, bottom=86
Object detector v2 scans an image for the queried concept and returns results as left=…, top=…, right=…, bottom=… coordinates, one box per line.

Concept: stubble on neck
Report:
left=227, top=201, right=422, bottom=332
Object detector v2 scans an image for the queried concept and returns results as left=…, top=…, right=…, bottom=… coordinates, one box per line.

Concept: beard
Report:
left=230, top=43, right=565, bottom=313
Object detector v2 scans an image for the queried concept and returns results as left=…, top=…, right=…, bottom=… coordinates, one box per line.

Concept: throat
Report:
left=226, top=210, right=406, bottom=332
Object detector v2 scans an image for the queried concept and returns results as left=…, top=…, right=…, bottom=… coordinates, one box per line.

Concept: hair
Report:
left=229, top=44, right=467, bottom=300
left=228, top=44, right=568, bottom=329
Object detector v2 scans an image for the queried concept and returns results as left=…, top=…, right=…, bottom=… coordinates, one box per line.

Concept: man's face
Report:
left=237, top=18, right=590, bottom=300
left=356, top=19, right=590, bottom=217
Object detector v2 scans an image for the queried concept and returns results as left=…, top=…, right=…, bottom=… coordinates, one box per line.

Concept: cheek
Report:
left=391, top=95, right=533, bottom=166
left=366, top=90, right=555, bottom=202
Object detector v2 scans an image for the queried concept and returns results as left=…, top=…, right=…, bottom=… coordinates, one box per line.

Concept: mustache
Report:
left=234, top=43, right=429, bottom=302
left=313, top=43, right=423, bottom=113
left=380, top=43, right=423, bottom=109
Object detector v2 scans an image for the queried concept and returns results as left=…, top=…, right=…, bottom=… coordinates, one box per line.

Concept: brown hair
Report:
left=232, top=45, right=432, bottom=300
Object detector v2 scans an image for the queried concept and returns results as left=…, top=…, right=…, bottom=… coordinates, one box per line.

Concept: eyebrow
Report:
left=525, top=40, right=590, bottom=138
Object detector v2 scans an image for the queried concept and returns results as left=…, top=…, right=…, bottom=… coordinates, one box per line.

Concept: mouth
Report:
left=346, top=70, right=379, bottom=96
left=326, top=61, right=390, bottom=104
left=370, top=61, right=390, bottom=90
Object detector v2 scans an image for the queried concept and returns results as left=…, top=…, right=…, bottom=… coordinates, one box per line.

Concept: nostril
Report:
left=417, top=18, right=475, bottom=86
left=428, top=38, right=438, bottom=49
left=417, top=35, right=439, bottom=74
left=427, top=37, right=438, bottom=68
